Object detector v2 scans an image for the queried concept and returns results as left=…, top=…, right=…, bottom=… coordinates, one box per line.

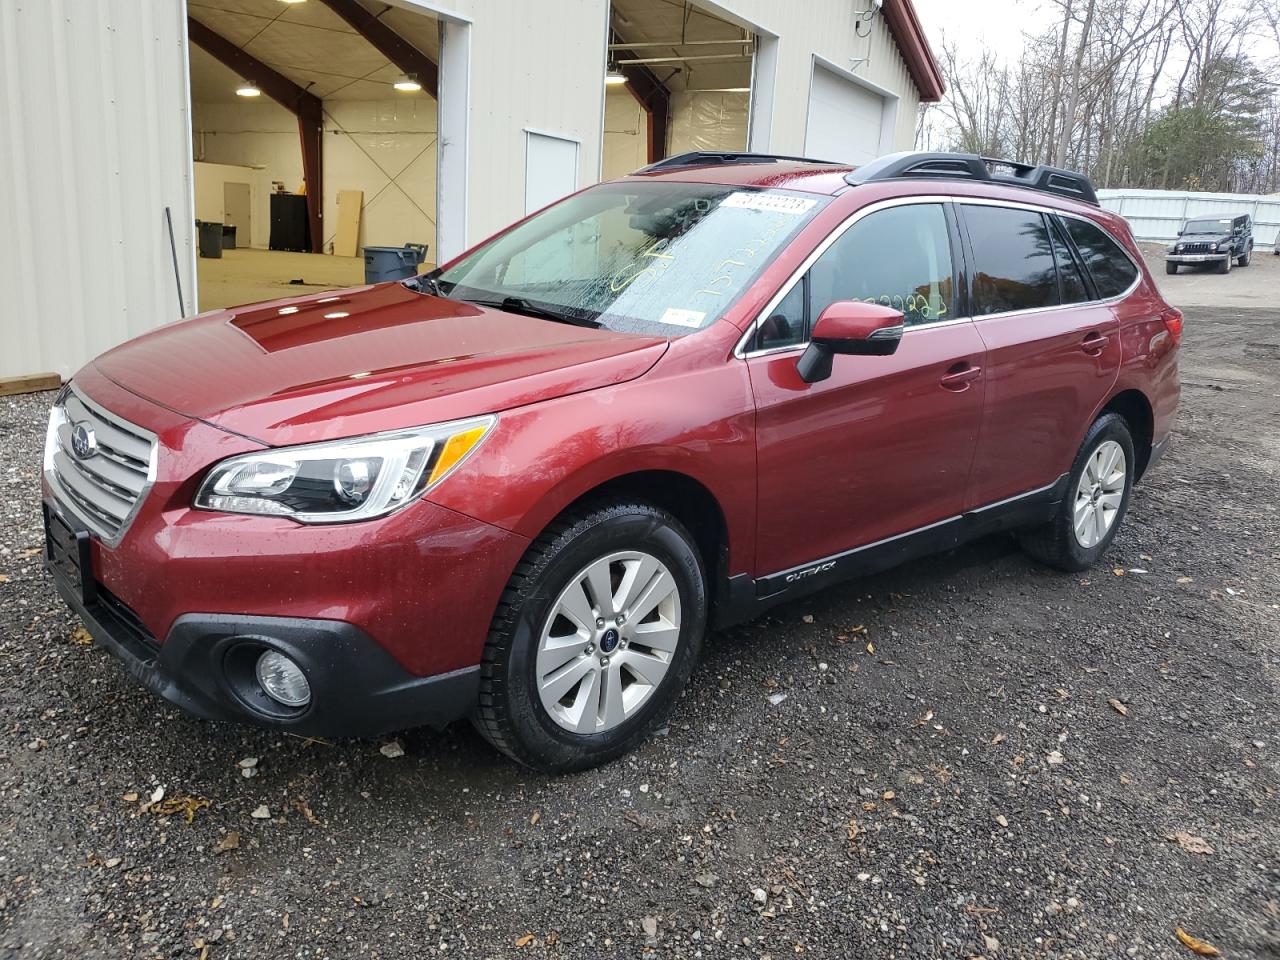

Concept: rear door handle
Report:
left=1082, top=332, right=1110, bottom=355
left=940, top=363, right=982, bottom=391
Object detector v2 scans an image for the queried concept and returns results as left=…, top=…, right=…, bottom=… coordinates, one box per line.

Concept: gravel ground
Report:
left=1, top=304, right=1277, bottom=960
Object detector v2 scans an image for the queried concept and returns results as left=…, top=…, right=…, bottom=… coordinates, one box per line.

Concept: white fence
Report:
left=1097, top=188, right=1280, bottom=249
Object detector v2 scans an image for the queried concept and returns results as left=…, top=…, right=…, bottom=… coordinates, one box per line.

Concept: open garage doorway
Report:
left=603, top=0, right=756, bottom=179
left=185, top=0, right=442, bottom=311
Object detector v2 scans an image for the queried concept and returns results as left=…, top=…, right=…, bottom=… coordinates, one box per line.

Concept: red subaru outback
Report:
left=43, top=151, right=1180, bottom=772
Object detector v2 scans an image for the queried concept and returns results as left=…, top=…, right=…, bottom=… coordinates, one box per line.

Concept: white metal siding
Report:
left=1099, top=188, right=1280, bottom=248
left=804, top=64, right=886, bottom=165
left=0, top=0, right=196, bottom=381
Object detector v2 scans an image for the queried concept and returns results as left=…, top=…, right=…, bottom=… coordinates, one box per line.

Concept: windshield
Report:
left=1184, top=218, right=1232, bottom=234
left=431, top=182, right=827, bottom=336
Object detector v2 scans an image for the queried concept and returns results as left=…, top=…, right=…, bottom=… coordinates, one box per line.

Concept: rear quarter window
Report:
left=1061, top=217, right=1139, bottom=300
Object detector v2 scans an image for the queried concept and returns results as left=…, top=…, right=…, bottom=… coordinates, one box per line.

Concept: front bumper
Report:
left=1165, top=253, right=1228, bottom=263
left=46, top=540, right=479, bottom=737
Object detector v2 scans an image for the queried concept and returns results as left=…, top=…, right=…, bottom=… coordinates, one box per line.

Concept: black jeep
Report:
left=1165, top=213, right=1253, bottom=274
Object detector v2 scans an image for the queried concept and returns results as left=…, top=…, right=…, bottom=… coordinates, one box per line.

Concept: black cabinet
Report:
left=270, top=194, right=310, bottom=252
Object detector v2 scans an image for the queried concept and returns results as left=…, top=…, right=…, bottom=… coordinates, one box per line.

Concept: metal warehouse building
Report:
left=0, top=0, right=942, bottom=383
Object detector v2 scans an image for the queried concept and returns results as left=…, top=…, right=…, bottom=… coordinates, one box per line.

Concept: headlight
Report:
left=1210, top=243, right=1218, bottom=252
left=194, top=415, right=494, bottom=523
left=1175, top=244, right=1183, bottom=252
left=43, top=386, right=71, bottom=473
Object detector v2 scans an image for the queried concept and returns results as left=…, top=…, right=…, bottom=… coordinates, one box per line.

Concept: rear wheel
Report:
left=1238, top=244, right=1251, bottom=267
left=1165, top=261, right=1178, bottom=275
left=473, top=501, right=706, bottom=772
left=1018, top=413, right=1135, bottom=572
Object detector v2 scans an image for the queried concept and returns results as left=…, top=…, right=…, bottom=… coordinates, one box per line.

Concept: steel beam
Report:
left=615, top=49, right=670, bottom=165
left=187, top=17, right=324, bottom=252
left=315, top=0, right=439, bottom=99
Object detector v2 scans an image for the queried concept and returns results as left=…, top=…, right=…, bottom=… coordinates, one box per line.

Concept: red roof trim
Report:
left=882, top=0, right=945, bottom=102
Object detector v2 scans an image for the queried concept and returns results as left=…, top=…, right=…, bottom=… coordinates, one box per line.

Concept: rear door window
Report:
left=962, top=205, right=1058, bottom=314
left=1049, top=218, right=1090, bottom=304
left=1060, top=216, right=1138, bottom=299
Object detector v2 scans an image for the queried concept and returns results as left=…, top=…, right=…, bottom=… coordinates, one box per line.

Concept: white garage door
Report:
left=803, top=64, right=887, bottom=166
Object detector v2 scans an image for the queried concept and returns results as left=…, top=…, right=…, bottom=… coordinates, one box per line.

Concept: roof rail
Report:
left=637, top=151, right=841, bottom=173
left=844, top=151, right=1099, bottom=206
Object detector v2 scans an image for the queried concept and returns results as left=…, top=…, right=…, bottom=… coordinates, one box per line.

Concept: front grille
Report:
left=1180, top=242, right=1213, bottom=254
left=47, top=386, right=157, bottom=544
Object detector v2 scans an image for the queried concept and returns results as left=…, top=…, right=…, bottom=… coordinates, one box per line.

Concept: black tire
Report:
left=1165, top=261, right=1178, bottom=275
left=1018, top=413, right=1135, bottom=572
left=1217, top=255, right=1231, bottom=274
left=1238, top=244, right=1251, bottom=267
left=473, top=501, right=706, bottom=773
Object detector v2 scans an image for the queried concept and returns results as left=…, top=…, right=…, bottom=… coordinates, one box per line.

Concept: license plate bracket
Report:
left=44, top=503, right=97, bottom=605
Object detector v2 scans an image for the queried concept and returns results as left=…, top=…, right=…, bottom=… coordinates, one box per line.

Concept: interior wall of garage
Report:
left=668, top=91, right=749, bottom=154
left=192, top=97, right=438, bottom=256
left=193, top=160, right=276, bottom=249
left=394, top=0, right=609, bottom=248
left=603, top=87, right=648, bottom=180
left=698, top=0, right=921, bottom=154
left=0, top=0, right=197, bottom=380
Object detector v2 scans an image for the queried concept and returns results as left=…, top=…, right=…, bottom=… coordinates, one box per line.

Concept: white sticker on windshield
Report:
left=721, top=192, right=818, bottom=216
left=658, top=307, right=706, bottom=328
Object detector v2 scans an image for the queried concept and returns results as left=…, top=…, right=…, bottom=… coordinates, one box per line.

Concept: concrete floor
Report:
left=195, top=248, right=366, bottom=311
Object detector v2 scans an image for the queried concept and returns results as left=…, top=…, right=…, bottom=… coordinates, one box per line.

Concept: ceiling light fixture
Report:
left=393, top=74, right=422, bottom=92
left=279, top=0, right=307, bottom=5
left=605, top=64, right=627, bottom=85
left=235, top=81, right=262, bottom=97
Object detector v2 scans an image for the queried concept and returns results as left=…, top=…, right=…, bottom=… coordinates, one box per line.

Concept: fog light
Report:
left=255, top=651, right=311, bottom=707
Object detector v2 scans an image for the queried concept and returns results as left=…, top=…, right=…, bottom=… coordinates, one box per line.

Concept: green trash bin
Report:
left=197, top=220, right=223, bottom=259
left=363, top=243, right=428, bottom=283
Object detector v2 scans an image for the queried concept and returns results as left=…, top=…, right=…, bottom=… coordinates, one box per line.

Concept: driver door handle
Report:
left=940, top=362, right=982, bottom=391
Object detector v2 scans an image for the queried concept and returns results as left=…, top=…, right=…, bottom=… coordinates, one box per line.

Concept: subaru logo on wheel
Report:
left=71, top=422, right=97, bottom=460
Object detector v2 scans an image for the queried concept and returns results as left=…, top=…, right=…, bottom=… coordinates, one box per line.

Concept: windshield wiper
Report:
left=465, top=296, right=601, bottom=328
left=403, top=273, right=444, bottom=296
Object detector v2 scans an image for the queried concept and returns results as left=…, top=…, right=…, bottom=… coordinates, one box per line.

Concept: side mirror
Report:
left=796, top=301, right=904, bottom=384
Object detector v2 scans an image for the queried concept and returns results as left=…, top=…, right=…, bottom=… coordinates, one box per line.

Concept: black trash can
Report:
left=222, top=224, right=237, bottom=250
left=197, top=220, right=224, bottom=259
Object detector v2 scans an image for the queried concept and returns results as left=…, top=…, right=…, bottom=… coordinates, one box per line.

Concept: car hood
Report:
left=93, top=283, right=669, bottom=446
left=1175, top=233, right=1231, bottom=245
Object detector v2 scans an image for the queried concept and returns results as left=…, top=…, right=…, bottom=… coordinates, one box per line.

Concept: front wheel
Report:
left=1018, top=413, right=1135, bottom=572
left=1165, top=261, right=1178, bottom=275
left=473, top=501, right=706, bottom=772
left=1217, top=255, right=1232, bottom=274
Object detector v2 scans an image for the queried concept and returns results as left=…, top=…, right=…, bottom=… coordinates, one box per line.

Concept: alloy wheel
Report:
left=1073, top=440, right=1126, bottom=548
left=535, top=550, right=681, bottom=734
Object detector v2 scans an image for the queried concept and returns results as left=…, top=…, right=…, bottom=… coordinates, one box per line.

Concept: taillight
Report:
left=1161, top=306, right=1183, bottom=346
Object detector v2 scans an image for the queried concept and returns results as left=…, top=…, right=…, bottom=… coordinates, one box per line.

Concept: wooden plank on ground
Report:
left=0, top=373, right=61, bottom=397
left=333, top=190, right=363, bottom=258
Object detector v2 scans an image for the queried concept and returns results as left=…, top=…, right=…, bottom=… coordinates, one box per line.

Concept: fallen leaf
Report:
left=0, top=574, right=9, bottom=583
left=995, top=814, right=1009, bottom=828
left=529, top=810, right=541, bottom=827
left=515, top=933, right=535, bottom=947
left=149, top=786, right=165, bottom=804
left=103, top=857, right=121, bottom=868
left=1120, top=771, right=1134, bottom=785
left=1108, top=698, right=1130, bottom=717
left=866, top=641, right=875, bottom=654
left=1046, top=750, right=1065, bottom=766
left=215, top=831, right=240, bottom=853
left=152, top=793, right=210, bottom=824
left=991, top=733, right=1006, bottom=745
left=70, top=628, right=92, bottom=646
left=250, top=804, right=271, bottom=820
left=847, top=818, right=859, bottom=844
left=1175, top=927, right=1221, bottom=956
left=1113, top=567, right=1126, bottom=577
left=1177, top=576, right=1194, bottom=584
left=122, top=792, right=138, bottom=803
left=1169, top=831, right=1214, bottom=855
left=293, top=798, right=321, bottom=826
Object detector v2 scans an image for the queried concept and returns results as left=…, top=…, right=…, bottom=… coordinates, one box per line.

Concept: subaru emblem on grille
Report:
left=71, top=422, right=97, bottom=460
